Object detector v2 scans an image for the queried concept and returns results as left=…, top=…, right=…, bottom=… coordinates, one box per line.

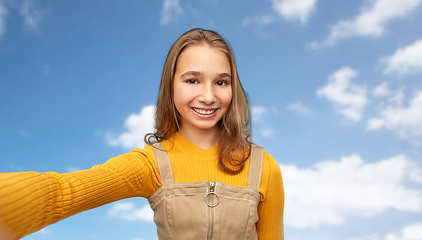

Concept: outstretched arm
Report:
left=0, top=147, right=160, bottom=239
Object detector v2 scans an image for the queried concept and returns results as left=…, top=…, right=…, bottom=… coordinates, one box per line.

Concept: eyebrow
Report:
left=219, top=73, right=231, bottom=79
left=180, top=71, right=231, bottom=79
left=180, top=71, right=203, bottom=78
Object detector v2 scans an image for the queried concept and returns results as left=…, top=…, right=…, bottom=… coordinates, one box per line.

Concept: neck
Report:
left=178, top=125, right=219, bottom=149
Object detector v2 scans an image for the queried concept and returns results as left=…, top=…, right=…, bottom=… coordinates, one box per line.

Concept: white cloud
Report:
left=282, top=154, right=422, bottom=228
left=0, top=2, right=8, bottom=38
left=380, top=39, right=422, bottom=75
left=367, top=90, right=422, bottom=139
left=8, top=164, right=23, bottom=171
left=309, top=0, right=422, bottom=48
left=373, top=82, right=392, bottom=97
left=251, top=105, right=269, bottom=122
left=242, top=14, right=274, bottom=27
left=108, top=202, right=153, bottom=222
left=272, top=0, right=317, bottom=24
left=388, top=87, right=406, bottom=106
left=347, top=222, right=422, bottom=240
left=33, top=228, right=51, bottom=235
left=160, top=0, right=182, bottom=25
left=399, top=223, right=422, bottom=240
left=317, top=67, right=367, bottom=121
left=19, top=0, right=42, bottom=30
left=287, top=101, right=311, bottom=114
left=251, top=106, right=277, bottom=137
left=0, top=0, right=42, bottom=36
left=347, top=234, right=381, bottom=240
left=106, top=105, right=155, bottom=149
left=261, top=129, right=274, bottom=137
left=66, top=166, right=82, bottom=172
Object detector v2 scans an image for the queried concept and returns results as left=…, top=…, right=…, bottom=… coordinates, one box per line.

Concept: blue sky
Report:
left=1, top=0, right=422, bottom=239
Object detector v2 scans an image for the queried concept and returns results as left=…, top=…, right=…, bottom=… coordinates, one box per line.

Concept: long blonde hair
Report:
left=145, top=28, right=252, bottom=174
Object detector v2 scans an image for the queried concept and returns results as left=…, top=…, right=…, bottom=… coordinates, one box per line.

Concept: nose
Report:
left=198, top=84, right=216, bottom=105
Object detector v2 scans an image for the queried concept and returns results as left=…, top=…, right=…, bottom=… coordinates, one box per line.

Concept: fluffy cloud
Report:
left=251, top=105, right=269, bottom=122
left=0, top=0, right=43, bottom=38
left=108, top=201, right=153, bottom=221
left=367, top=90, right=422, bottom=139
left=66, top=166, right=82, bottom=172
left=389, top=87, right=406, bottom=106
left=160, top=0, right=182, bottom=25
left=251, top=106, right=277, bottom=137
left=317, top=67, right=367, bottom=121
left=372, top=82, right=392, bottom=97
left=243, top=0, right=317, bottom=27
left=310, top=0, right=422, bottom=48
left=347, top=222, right=422, bottom=240
left=33, top=228, right=51, bottom=235
left=0, top=2, right=7, bottom=38
left=19, top=0, right=41, bottom=30
left=282, top=154, right=422, bottom=228
left=272, top=0, right=317, bottom=24
left=106, top=105, right=155, bottom=149
left=242, top=14, right=274, bottom=27
left=287, top=101, right=311, bottom=114
left=380, top=39, right=422, bottom=75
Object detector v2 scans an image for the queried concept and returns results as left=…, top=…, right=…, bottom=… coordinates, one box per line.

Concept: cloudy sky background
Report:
left=1, top=0, right=422, bottom=239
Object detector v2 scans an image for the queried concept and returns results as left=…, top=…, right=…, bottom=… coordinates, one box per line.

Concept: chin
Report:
left=194, top=122, right=220, bottom=131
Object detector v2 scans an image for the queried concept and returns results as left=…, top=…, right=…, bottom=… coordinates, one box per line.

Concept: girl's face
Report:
left=173, top=45, right=232, bottom=136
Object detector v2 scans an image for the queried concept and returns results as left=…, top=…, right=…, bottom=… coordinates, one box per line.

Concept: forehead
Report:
left=175, top=45, right=231, bottom=76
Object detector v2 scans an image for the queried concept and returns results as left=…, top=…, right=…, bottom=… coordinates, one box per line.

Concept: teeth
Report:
left=193, top=108, right=216, bottom=115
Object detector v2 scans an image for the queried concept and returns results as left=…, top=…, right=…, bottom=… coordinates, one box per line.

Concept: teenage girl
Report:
left=0, top=28, right=284, bottom=240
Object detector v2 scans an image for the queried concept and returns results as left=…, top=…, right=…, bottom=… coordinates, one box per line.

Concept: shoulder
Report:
left=262, top=150, right=282, bottom=182
left=259, top=149, right=283, bottom=201
left=95, top=144, right=158, bottom=173
left=93, top=144, right=162, bottom=197
left=128, top=144, right=157, bottom=160
left=127, top=144, right=159, bottom=170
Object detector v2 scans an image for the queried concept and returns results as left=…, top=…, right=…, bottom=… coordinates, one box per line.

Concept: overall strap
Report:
left=152, top=142, right=174, bottom=186
left=247, top=145, right=264, bottom=192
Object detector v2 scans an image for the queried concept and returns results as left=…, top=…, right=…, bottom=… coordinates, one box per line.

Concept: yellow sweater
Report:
left=0, top=132, right=284, bottom=239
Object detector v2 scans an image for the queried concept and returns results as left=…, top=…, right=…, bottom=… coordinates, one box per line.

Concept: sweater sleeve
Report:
left=0, top=146, right=160, bottom=240
left=256, top=152, right=285, bottom=240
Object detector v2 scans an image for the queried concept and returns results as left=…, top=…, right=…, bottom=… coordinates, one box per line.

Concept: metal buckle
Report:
left=205, top=192, right=220, bottom=207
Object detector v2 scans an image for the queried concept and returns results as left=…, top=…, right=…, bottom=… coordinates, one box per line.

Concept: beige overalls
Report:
left=149, top=143, right=264, bottom=240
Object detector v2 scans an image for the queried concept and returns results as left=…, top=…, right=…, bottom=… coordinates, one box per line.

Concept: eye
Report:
left=216, top=80, right=229, bottom=86
left=186, top=79, right=198, bottom=84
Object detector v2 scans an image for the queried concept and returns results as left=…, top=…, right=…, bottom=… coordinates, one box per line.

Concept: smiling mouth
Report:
left=192, top=108, right=217, bottom=115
